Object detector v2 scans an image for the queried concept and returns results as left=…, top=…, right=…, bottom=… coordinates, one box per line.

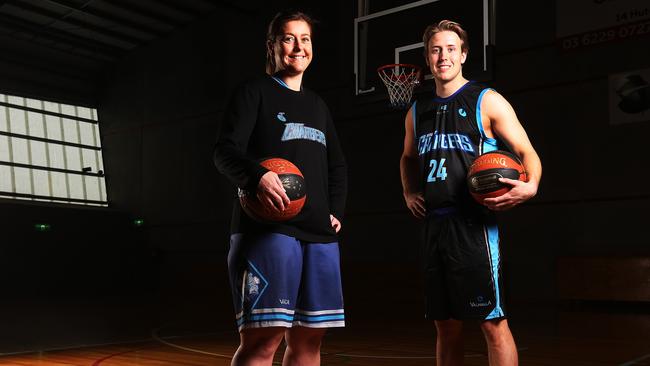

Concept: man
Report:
left=400, top=20, right=542, bottom=366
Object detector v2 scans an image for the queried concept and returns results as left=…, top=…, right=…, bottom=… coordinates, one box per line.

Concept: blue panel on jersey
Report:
left=476, top=88, right=498, bottom=154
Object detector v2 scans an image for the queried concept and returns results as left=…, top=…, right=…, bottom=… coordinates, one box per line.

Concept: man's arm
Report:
left=400, top=107, right=426, bottom=218
left=481, top=90, right=542, bottom=211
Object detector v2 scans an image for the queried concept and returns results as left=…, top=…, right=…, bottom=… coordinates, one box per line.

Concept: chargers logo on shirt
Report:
left=278, top=112, right=327, bottom=147
left=418, top=130, right=474, bottom=154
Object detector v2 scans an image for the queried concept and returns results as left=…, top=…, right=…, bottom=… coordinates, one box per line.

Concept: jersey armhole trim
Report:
left=412, top=101, right=417, bottom=139
left=476, top=88, right=498, bottom=154
left=475, top=88, right=492, bottom=139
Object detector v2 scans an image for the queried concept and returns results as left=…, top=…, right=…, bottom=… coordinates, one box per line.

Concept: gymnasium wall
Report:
left=0, top=10, right=147, bottom=354
left=0, top=33, right=104, bottom=106
left=97, top=6, right=273, bottom=329
left=491, top=1, right=650, bottom=302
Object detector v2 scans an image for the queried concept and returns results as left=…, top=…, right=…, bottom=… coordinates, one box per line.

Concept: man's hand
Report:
left=404, top=191, right=426, bottom=219
left=257, top=171, right=290, bottom=212
left=483, top=178, right=537, bottom=211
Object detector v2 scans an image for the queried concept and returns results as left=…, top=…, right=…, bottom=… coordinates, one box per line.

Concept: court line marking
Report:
left=151, top=328, right=285, bottom=366
left=150, top=326, right=530, bottom=362
left=152, top=328, right=475, bottom=361
left=619, top=353, right=650, bottom=366
left=92, top=347, right=148, bottom=366
left=322, top=346, right=527, bottom=359
left=0, top=338, right=153, bottom=357
left=324, top=352, right=483, bottom=359
left=151, top=327, right=233, bottom=359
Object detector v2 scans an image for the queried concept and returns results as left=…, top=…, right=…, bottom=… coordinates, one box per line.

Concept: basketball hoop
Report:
left=377, top=63, right=422, bottom=109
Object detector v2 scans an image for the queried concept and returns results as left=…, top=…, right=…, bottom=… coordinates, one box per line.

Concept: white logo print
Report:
left=469, top=296, right=492, bottom=308
left=277, top=112, right=287, bottom=122
left=247, top=273, right=260, bottom=295
left=281, top=123, right=327, bottom=146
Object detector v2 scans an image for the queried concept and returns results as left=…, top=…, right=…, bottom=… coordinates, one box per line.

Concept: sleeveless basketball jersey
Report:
left=412, top=82, right=500, bottom=210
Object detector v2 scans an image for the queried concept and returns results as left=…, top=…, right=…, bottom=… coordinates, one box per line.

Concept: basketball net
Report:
left=377, top=64, right=422, bottom=109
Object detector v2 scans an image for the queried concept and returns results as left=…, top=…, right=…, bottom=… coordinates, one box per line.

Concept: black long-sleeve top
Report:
left=214, top=76, right=347, bottom=243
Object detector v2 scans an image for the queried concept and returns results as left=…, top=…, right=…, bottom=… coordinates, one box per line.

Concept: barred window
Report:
left=0, top=93, right=107, bottom=206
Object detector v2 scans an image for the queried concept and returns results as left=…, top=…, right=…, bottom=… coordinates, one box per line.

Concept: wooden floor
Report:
left=1, top=316, right=648, bottom=366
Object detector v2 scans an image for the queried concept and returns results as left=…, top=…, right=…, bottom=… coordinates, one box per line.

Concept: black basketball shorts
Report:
left=423, top=208, right=506, bottom=321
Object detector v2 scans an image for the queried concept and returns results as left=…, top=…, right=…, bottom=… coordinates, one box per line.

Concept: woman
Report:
left=214, top=10, right=347, bottom=366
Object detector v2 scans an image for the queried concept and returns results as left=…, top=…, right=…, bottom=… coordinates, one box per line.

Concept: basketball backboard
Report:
left=355, top=0, right=495, bottom=95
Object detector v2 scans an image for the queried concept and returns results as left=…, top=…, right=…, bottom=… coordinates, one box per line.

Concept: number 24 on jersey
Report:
left=427, top=158, right=448, bottom=182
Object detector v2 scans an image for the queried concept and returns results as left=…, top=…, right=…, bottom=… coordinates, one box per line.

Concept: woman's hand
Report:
left=257, top=171, right=290, bottom=212
left=330, top=214, right=342, bottom=233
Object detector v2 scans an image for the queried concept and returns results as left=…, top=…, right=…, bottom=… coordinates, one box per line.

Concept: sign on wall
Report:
left=608, top=68, right=650, bottom=125
left=557, top=0, right=650, bottom=50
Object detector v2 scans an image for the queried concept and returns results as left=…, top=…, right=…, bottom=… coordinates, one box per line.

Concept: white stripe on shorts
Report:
left=239, top=320, right=293, bottom=330
left=236, top=308, right=295, bottom=321
left=293, top=320, right=346, bottom=328
left=295, top=308, right=344, bottom=316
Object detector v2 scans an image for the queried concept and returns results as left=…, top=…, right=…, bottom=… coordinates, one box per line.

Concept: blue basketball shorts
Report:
left=228, top=232, right=345, bottom=331
left=423, top=208, right=506, bottom=321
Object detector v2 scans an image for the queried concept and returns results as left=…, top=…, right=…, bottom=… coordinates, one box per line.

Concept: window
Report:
left=0, top=93, right=107, bottom=206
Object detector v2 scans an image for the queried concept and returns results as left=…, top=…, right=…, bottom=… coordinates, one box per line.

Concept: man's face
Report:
left=426, top=30, right=467, bottom=82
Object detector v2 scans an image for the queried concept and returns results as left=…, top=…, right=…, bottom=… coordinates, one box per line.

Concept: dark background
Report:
left=0, top=0, right=648, bottom=353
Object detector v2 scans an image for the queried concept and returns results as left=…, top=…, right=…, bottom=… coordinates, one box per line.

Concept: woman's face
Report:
left=272, top=20, right=312, bottom=76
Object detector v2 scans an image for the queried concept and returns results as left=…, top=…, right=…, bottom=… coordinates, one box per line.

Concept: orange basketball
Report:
left=238, top=158, right=306, bottom=222
left=467, top=150, right=527, bottom=203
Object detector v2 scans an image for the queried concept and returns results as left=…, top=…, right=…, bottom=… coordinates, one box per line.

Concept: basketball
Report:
left=238, top=158, right=306, bottom=222
left=467, top=150, right=527, bottom=203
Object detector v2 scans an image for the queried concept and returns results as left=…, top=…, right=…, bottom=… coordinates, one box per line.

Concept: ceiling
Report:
left=0, top=0, right=235, bottom=63
left=0, top=0, right=258, bottom=102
